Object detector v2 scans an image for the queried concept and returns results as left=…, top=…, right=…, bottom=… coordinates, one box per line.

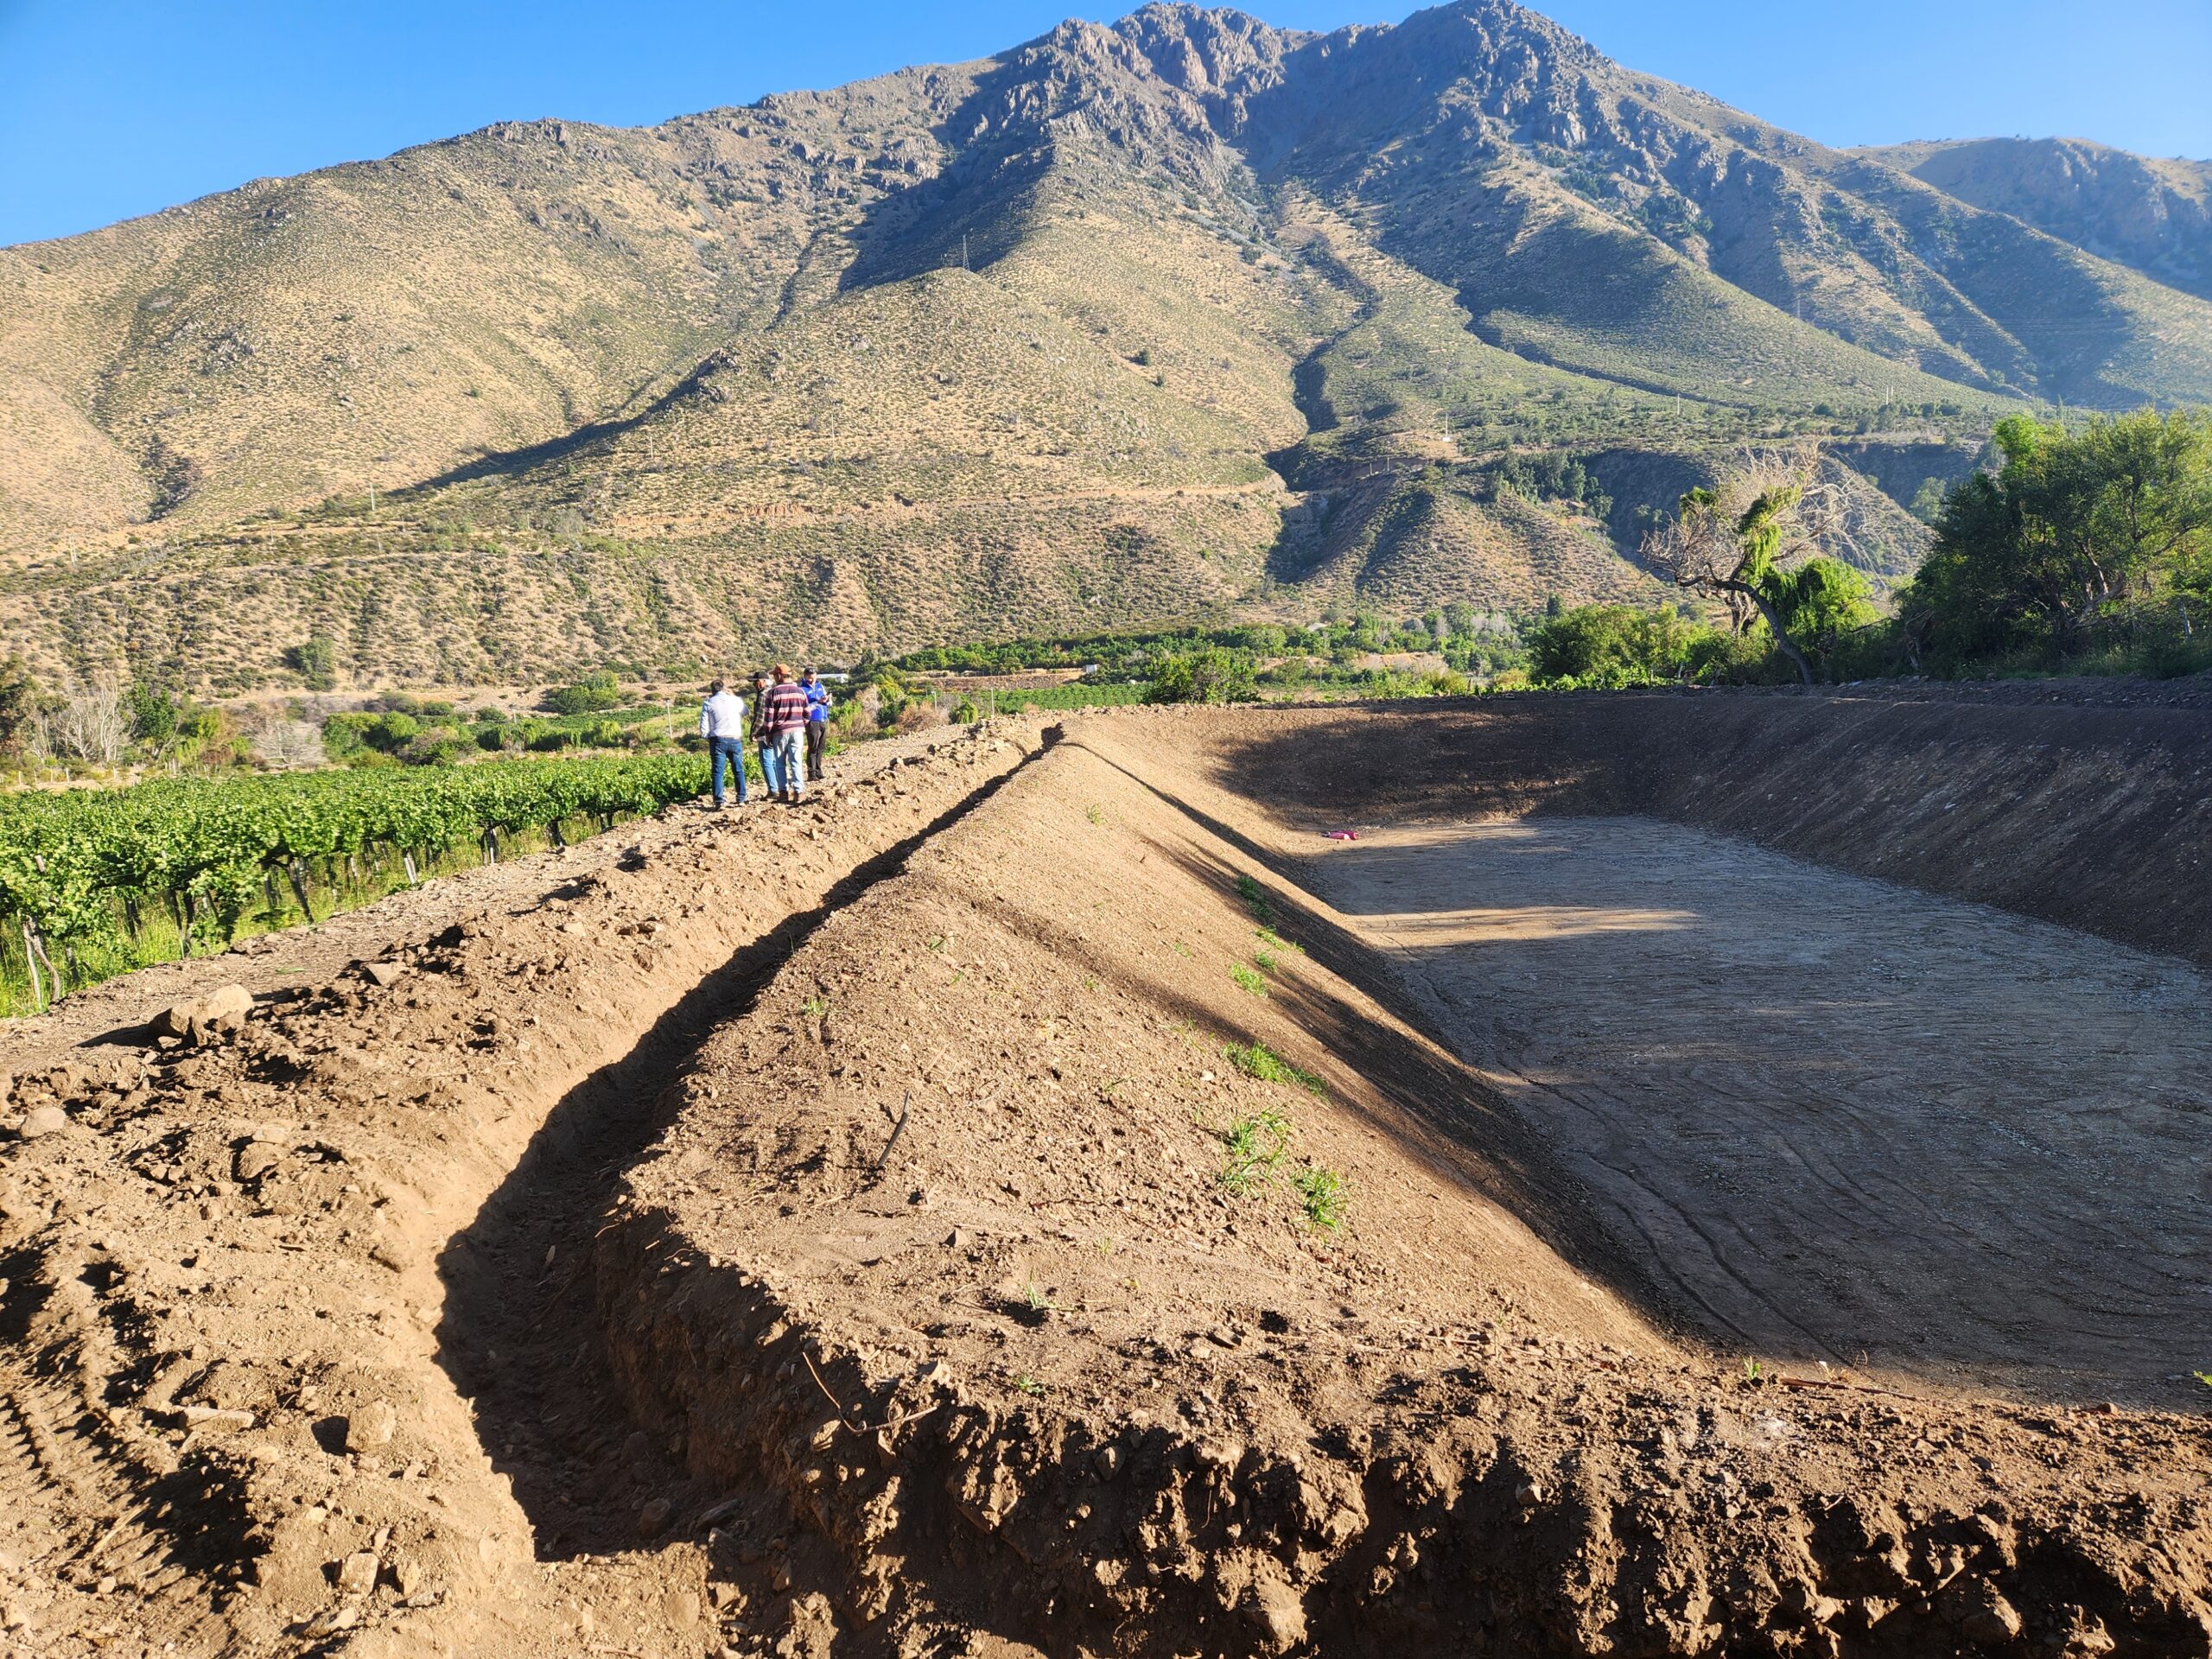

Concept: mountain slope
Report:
left=3, top=0, right=2202, bottom=689
left=0, top=67, right=987, bottom=546
left=1860, top=137, right=2212, bottom=305
left=1234, top=1, right=2212, bottom=410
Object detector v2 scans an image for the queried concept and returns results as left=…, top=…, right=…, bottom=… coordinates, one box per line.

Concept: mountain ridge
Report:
left=1, top=0, right=2204, bottom=690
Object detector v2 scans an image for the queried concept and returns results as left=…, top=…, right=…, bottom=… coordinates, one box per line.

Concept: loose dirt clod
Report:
left=346, top=1399, right=397, bottom=1453
left=156, top=982, right=253, bottom=1041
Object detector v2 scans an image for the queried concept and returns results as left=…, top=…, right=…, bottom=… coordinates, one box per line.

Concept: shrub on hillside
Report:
left=286, top=636, right=339, bottom=690
left=544, top=670, right=624, bottom=715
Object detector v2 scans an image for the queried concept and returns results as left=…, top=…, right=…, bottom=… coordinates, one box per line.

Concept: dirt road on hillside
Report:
left=1311, top=817, right=2212, bottom=1407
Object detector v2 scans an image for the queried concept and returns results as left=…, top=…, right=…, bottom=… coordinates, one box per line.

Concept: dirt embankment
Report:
left=0, top=725, right=1048, bottom=1658
left=589, top=715, right=2212, bottom=1658
left=3, top=696, right=2210, bottom=1659
left=1199, top=691, right=2212, bottom=967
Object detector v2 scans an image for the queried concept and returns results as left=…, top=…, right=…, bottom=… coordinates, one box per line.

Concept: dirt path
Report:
left=1309, top=816, right=2212, bottom=1407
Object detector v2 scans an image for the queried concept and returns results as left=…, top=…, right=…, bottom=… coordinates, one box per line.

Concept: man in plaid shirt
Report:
left=760, top=664, right=814, bottom=804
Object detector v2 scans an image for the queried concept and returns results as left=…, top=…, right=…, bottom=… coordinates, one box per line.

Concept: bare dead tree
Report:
left=252, top=718, right=327, bottom=771
left=35, top=680, right=128, bottom=768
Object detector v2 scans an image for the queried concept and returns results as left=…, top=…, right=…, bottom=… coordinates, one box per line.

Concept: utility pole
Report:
left=962, top=234, right=969, bottom=272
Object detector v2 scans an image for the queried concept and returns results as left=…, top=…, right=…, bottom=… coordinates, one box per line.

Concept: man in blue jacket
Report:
left=800, top=668, right=833, bottom=782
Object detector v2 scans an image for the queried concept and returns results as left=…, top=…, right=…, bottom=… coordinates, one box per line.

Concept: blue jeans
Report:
left=772, top=729, right=806, bottom=794
left=759, top=739, right=784, bottom=796
left=708, top=735, right=747, bottom=804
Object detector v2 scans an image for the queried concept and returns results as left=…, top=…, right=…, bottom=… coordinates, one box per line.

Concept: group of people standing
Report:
left=698, top=664, right=831, bottom=809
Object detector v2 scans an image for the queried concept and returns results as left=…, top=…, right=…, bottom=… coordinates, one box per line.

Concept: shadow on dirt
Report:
left=435, top=741, right=1055, bottom=1561
left=1139, top=710, right=2212, bottom=1402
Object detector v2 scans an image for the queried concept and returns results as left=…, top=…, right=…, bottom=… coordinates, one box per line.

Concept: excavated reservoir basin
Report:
left=4, top=694, right=2210, bottom=1659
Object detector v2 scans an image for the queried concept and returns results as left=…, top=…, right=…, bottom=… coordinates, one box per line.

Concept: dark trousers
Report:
left=708, top=735, right=747, bottom=804
left=805, top=721, right=828, bottom=779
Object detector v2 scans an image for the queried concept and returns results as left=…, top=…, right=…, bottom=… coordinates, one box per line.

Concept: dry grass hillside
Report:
left=0, top=64, right=989, bottom=546
left=3, top=0, right=2206, bottom=687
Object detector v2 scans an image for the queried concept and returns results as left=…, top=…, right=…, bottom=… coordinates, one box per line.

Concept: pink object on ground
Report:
left=1325, top=830, right=1359, bottom=841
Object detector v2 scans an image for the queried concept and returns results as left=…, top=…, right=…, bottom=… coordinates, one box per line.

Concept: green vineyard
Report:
left=0, top=752, right=706, bottom=1014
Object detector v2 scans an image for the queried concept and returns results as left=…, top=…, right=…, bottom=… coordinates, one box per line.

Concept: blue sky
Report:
left=3, top=0, right=2206, bottom=247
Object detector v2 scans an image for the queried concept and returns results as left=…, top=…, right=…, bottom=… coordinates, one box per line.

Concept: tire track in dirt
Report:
left=0, top=1330, right=241, bottom=1654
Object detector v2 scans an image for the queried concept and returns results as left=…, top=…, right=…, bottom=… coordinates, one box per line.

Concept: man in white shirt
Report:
left=698, top=678, right=749, bottom=808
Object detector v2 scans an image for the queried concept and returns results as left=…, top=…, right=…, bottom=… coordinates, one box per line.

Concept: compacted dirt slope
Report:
left=1316, top=815, right=2212, bottom=1404
left=3, top=693, right=2210, bottom=1659
left=1200, top=690, right=2212, bottom=969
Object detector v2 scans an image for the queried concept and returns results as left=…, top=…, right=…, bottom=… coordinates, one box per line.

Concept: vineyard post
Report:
left=287, top=861, right=317, bottom=925
left=20, top=920, right=44, bottom=1013
left=29, top=921, right=61, bottom=1002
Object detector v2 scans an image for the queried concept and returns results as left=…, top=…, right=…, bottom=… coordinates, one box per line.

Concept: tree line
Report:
left=1535, top=409, right=2211, bottom=688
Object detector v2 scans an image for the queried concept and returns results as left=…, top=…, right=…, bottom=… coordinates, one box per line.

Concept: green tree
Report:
left=1908, top=410, right=2212, bottom=665
left=364, top=712, right=421, bottom=753
left=1642, top=466, right=1866, bottom=685
left=1528, top=605, right=1713, bottom=686
left=1766, top=557, right=1878, bottom=662
left=1146, top=645, right=1257, bottom=705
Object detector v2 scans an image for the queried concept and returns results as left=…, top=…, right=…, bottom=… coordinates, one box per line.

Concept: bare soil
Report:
left=1313, top=815, right=2212, bottom=1406
left=3, top=696, right=2210, bottom=1659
